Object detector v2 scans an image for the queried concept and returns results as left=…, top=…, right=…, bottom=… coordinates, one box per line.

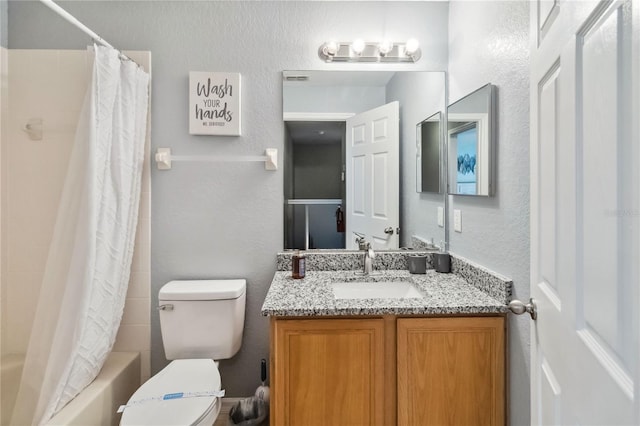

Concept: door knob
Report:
left=508, top=298, right=537, bottom=320
left=384, top=227, right=394, bottom=235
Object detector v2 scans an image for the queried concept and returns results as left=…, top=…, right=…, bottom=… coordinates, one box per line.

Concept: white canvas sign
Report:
left=189, top=72, right=241, bottom=136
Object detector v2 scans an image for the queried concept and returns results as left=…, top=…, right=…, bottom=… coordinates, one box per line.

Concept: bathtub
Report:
left=1, top=352, right=140, bottom=426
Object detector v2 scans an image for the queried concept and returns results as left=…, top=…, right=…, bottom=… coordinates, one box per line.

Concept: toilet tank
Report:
left=158, top=280, right=246, bottom=360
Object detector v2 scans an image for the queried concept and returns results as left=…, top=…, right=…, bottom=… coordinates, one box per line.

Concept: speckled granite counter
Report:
left=261, top=269, right=510, bottom=317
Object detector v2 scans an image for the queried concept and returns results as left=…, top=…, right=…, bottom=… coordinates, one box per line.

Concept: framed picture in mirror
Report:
left=447, top=83, right=496, bottom=196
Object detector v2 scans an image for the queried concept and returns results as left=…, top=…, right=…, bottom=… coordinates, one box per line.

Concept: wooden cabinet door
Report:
left=397, top=317, right=505, bottom=426
left=271, top=318, right=385, bottom=426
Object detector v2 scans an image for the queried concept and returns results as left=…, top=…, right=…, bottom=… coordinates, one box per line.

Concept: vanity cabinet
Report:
left=271, top=316, right=505, bottom=426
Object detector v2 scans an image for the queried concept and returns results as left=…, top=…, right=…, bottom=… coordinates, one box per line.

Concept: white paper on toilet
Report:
left=117, top=389, right=226, bottom=413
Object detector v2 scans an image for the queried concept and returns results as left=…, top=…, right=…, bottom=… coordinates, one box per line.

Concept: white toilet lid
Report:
left=120, top=359, right=221, bottom=426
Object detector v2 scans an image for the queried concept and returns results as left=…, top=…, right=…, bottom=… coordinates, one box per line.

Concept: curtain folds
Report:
left=11, top=45, right=150, bottom=426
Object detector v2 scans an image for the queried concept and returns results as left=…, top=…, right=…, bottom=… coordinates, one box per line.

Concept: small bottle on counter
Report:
left=292, top=250, right=306, bottom=279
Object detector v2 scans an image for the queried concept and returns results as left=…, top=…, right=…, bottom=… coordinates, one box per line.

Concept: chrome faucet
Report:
left=363, top=246, right=375, bottom=274
left=356, top=237, right=376, bottom=274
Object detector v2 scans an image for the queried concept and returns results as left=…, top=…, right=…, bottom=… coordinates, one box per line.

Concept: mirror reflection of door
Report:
left=346, top=102, right=400, bottom=250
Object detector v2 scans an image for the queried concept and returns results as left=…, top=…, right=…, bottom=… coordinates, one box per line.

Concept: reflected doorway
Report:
left=284, top=120, right=346, bottom=249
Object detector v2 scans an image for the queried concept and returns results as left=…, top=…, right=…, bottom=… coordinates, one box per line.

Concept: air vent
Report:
left=284, top=75, right=309, bottom=82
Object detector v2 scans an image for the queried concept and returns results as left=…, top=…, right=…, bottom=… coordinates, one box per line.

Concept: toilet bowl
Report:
left=119, top=279, right=246, bottom=426
left=120, top=359, right=222, bottom=426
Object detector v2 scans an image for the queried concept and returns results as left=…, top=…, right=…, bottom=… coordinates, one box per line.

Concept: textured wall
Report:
left=8, top=1, right=449, bottom=396
left=448, top=1, right=530, bottom=424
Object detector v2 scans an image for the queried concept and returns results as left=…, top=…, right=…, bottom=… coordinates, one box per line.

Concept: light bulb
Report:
left=378, top=40, right=393, bottom=56
left=405, top=38, right=419, bottom=55
left=323, top=41, right=339, bottom=57
left=351, top=39, right=365, bottom=55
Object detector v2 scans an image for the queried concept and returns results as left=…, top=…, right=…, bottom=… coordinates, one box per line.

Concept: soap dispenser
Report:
left=292, top=250, right=306, bottom=279
left=433, top=241, right=451, bottom=273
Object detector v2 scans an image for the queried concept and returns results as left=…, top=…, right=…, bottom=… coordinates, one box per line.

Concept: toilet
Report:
left=120, top=279, right=246, bottom=426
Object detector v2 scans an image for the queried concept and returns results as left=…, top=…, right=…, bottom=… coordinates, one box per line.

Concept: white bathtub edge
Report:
left=45, top=352, right=141, bottom=426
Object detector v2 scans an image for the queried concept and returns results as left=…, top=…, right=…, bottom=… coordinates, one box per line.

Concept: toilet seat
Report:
left=120, top=359, right=222, bottom=426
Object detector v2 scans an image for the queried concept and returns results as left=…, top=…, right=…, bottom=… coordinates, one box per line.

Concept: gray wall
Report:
left=448, top=2, right=530, bottom=424
left=284, top=85, right=386, bottom=114
left=8, top=1, right=449, bottom=396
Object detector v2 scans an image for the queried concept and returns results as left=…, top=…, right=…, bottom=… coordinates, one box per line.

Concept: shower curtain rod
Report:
left=38, top=0, right=137, bottom=64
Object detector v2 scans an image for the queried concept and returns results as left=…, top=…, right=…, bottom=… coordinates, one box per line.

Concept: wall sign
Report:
left=189, top=72, right=241, bottom=136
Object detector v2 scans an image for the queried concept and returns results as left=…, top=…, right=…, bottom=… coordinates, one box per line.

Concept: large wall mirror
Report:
left=447, top=83, right=496, bottom=196
left=283, top=70, right=446, bottom=251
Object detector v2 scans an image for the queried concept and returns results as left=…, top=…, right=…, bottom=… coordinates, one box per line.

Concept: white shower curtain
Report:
left=11, top=45, right=149, bottom=426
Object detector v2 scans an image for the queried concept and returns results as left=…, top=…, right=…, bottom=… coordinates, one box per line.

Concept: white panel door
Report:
left=346, top=101, right=399, bottom=250
left=530, top=0, right=639, bottom=424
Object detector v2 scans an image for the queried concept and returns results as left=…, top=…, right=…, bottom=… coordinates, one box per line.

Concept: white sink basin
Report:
left=331, top=281, right=423, bottom=300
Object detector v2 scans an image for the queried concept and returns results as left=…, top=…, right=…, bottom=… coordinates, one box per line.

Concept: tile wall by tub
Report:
left=2, top=50, right=89, bottom=355
left=0, top=46, right=6, bottom=356
left=1, top=50, right=152, bottom=382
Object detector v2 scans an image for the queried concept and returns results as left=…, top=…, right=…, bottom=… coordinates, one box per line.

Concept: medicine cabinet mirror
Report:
left=416, top=111, right=443, bottom=194
left=283, top=70, right=446, bottom=251
left=447, top=83, right=496, bottom=196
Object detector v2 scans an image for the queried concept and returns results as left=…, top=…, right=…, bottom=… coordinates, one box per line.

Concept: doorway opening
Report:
left=284, top=120, right=346, bottom=250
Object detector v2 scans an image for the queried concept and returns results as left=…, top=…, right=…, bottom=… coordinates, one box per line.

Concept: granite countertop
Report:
left=261, top=269, right=509, bottom=317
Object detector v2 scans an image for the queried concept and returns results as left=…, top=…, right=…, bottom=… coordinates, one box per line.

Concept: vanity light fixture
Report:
left=318, top=39, right=421, bottom=63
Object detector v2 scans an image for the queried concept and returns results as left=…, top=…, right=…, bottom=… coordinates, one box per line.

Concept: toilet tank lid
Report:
left=160, top=279, right=246, bottom=301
